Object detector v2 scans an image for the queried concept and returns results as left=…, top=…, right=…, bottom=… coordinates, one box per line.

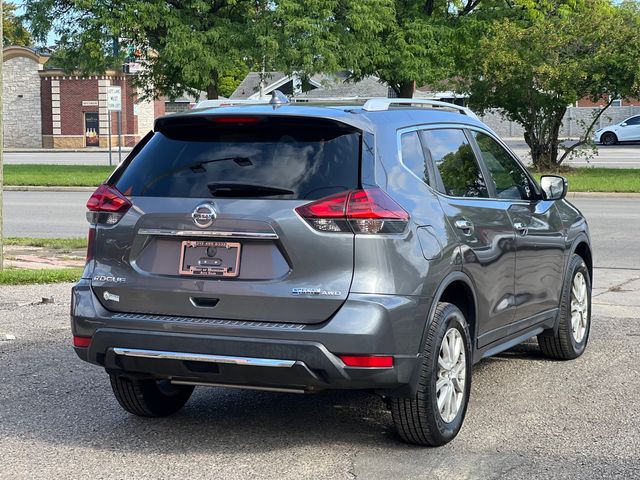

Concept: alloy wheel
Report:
left=436, top=328, right=466, bottom=423
left=570, top=272, right=589, bottom=343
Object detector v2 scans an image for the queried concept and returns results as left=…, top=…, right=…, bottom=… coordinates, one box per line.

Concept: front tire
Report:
left=390, top=302, right=472, bottom=446
left=110, top=375, right=194, bottom=417
left=601, top=132, right=617, bottom=145
left=538, top=254, right=591, bottom=360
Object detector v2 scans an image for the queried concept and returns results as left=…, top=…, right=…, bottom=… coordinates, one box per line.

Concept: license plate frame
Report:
left=178, top=240, right=241, bottom=278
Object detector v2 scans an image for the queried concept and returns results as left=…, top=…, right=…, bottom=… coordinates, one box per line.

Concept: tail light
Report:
left=86, top=184, right=132, bottom=225
left=295, top=188, right=409, bottom=234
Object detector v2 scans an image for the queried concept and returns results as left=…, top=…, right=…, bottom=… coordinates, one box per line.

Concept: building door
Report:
left=85, top=112, right=100, bottom=147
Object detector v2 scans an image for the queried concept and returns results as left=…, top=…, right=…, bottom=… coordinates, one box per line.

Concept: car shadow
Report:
left=1, top=338, right=551, bottom=455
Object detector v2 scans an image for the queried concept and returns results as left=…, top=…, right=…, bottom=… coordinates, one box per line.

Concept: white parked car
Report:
left=593, top=115, right=640, bottom=145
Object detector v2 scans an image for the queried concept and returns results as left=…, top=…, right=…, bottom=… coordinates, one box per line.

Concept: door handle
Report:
left=514, top=222, right=528, bottom=236
left=454, top=219, right=474, bottom=235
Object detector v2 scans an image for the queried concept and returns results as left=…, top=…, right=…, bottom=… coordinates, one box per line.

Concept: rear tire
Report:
left=390, top=302, right=472, bottom=446
left=538, top=254, right=591, bottom=360
left=109, top=375, right=194, bottom=417
left=601, top=132, right=617, bottom=145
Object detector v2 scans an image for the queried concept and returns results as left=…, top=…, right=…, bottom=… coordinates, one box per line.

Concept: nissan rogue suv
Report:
left=71, top=97, right=592, bottom=446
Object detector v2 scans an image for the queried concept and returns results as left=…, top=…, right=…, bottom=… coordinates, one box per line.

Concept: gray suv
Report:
left=71, top=98, right=592, bottom=446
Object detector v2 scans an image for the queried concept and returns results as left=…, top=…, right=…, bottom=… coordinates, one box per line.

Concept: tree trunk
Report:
left=207, top=70, right=219, bottom=99
left=523, top=107, right=566, bottom=170
left=397, top=80, right=415, bottom=98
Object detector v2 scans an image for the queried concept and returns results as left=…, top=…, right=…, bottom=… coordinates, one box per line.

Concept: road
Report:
left=4, top=192, right=639, bottom=270
left=4, top=142, right=640, bottom=167
left=507, top=142, right=640, bottom=168
left=1, top=212, right=639, bottom=478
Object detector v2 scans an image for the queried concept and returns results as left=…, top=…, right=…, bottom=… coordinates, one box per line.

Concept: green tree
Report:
left=338, top=0, right=505, bottom=97
left=458, top=0, right=640, bottom=169
left=23, top=0, right=349, bottom=100
left=3, top=1, right=32, bottom=46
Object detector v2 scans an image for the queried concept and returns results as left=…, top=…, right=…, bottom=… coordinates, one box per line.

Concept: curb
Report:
left=568, top=192, right=640, bottom=199
left=3, top=186, right=95, bottom=192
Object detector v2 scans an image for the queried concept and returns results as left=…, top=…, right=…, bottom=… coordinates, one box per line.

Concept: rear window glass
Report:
left=113, top=117, right=361, bottom=200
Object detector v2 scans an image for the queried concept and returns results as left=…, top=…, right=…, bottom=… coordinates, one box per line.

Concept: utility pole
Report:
left=1, top=1, right=5, bottom=271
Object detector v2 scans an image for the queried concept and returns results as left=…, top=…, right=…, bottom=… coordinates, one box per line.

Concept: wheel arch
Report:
left=423, top=271, right=478, bottom=354
left=572, top=239, right=593, bottom=282
left=394, top=271, right=478, bottom=399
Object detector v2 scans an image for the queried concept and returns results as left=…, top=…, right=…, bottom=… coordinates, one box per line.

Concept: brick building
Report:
left=2, top=46, right=165, bottom=149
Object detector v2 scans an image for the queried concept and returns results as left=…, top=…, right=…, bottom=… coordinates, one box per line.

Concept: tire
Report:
left=109, top=375, right=194, bottom=417
left=538, top=254, right=591, bottom=360
left=601, top=132, right=617, bottom=145
left=390, top=302, right=472, bottom=446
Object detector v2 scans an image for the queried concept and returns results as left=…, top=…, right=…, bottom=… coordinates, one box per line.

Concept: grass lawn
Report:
left=4, top=164, right=114, bottom=187
left=4, top=237, right=87, bottom=250
left=0, top=267, right=83, bottom=285
left=3, top=164, right=640, bottom=193
left=531, top=168, right=640, bottom=193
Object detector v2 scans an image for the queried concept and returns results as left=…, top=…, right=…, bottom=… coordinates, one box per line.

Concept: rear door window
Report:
left=400, top=131, right=431, bottom=186
left=113, top=116, right=361, bottom=200
left=420, top=129, right=489, bottom=198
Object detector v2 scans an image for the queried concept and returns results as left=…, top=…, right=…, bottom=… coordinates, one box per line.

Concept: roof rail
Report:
left=362, top=98, right=479, bottom=119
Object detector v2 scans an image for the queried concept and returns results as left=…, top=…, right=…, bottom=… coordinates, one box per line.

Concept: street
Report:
left=5, top=142, right=640, bottom=168
left=4, top=193, right=639, bottom=270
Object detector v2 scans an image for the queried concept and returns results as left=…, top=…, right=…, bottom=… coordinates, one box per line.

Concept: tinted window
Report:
left=421, top=129, right=489, bottom=198
left=625, top=116, right=640, bottom=126
left=114, top=117, right=360, bottom=199
left=400, top=131, right=430, bottom=185
left=472, top=131, right=533, bottom=200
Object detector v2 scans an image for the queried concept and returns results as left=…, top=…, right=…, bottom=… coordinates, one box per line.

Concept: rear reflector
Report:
left=295, top=188, right=408, bottom=234
left=86, top=184, right=132, bottom=225
left=73, top=335, right=92, bottom=348
left=86, top=227, right=96, bottom=263
left=338, top=355, right=394, bottom=368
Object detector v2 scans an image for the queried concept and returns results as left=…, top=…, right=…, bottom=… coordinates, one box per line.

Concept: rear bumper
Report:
left=71, top=280, right=430, bottom=394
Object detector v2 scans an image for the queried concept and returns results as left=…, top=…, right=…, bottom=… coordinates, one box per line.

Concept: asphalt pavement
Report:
left=4, top=142, right=640, bottom=167
left=4, top=193, right=638, bottom=271
left=1, top=258, right=639, bottom=478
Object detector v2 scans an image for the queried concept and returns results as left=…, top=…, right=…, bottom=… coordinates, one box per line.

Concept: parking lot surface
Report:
left=1, top=272, right=639, bottom=479
left=2, top=196, right=640, bottom=479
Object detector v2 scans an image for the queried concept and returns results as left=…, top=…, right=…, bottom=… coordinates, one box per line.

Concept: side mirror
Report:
left=621, top=122, right=628, bottom=127
left=540, top=175, right=568, bottom=200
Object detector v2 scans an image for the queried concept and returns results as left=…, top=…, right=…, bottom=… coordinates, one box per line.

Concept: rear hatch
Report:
left=88, top=114, right=361, bottom=324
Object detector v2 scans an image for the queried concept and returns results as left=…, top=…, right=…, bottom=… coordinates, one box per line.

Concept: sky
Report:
left=10, top=0, right=59, bottom=45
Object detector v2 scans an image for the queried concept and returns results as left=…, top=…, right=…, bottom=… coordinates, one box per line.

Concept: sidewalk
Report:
left=5, top=147, right=133, bottom=153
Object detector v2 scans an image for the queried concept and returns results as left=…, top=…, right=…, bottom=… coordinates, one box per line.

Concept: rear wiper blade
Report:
left=207, top=182, right=294, bottom=198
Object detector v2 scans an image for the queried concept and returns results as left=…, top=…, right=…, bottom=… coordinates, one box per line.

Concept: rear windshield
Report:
left=113, top=116, right=361, bottom=200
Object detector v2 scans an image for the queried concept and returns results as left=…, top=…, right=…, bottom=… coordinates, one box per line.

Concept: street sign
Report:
left=107, top=86, right=122, bottom=112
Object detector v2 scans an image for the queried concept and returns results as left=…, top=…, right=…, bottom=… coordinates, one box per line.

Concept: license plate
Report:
left=179, top=240, right=241, bottom=277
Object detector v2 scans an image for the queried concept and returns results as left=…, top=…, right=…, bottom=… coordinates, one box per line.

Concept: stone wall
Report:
left=136, top=93, right=156, bottom=136
left=2, top=55, right=43, bottom=148
left=479, top=106, right=640, bottom=139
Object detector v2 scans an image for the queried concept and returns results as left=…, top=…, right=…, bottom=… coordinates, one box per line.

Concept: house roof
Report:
left=294, top=74, right=389, bottom=99
left=230, top=72, right=288, bottom=99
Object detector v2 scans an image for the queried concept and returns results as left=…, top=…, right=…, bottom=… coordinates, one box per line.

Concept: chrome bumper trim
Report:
left=138, top=228, right=279, bottom=240
left=170, top=380, right=307, bottom=394
left=112, top=348, right=296, bottom=368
